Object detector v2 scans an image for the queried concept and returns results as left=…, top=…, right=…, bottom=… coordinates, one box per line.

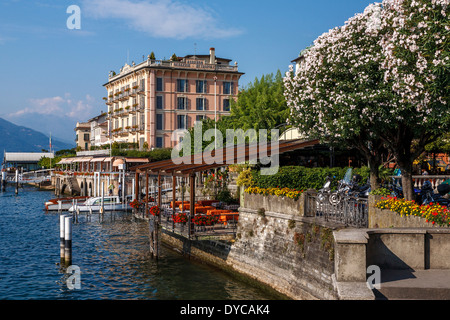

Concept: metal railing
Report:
left=11, top=169, right=54, bottom=184
left=108, top=59, right=239, bottom=81
left=391, top=175, right=450, bottom=191
left=305, top=191, right=368, bottom=228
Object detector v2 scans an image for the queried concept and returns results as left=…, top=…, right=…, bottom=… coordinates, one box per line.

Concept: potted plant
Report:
left=172, top=212, right=187, bottom=224
left=129, top=199, right=143, bottom=210
left=149, top=205, right=160, bottom=217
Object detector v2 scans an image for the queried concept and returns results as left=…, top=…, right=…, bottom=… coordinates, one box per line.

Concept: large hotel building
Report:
left=103, top=47, right=244, bottom=149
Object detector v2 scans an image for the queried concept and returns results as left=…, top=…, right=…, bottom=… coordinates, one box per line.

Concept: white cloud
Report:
left=8, top=94, right=95, bottom=120
left=82, top=0, right=242, bottom=39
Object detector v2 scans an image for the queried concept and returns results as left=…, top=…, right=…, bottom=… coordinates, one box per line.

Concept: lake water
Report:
left=0, top=186, right=281, bottom=300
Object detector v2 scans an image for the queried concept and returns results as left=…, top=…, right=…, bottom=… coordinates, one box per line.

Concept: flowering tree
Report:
left=284, top=3, right=392, bottom=191
left=376, top=0, right=449, bottom=199
left=284, top=0, right=449, bottom=199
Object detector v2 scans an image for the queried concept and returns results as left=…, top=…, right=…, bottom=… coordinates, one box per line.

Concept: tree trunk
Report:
left=352, top=137, right=383, bottom=192
left=368, top=158, right=381, bottom=191
left=398, top=160, right=415, bottom=201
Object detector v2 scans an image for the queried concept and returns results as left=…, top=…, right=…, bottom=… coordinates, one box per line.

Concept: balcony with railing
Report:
left=119, top=89, right=130, bottom=101
left=129, top=104, right=138, bottom=114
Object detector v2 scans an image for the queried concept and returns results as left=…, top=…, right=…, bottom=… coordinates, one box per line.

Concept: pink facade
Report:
left=104, top=48, right=244, bottom=149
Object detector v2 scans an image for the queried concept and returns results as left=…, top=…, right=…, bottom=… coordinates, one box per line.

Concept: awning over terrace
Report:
left=129, top=138, right=320, bottom=176
left=129, top=139, right=321, bottom=229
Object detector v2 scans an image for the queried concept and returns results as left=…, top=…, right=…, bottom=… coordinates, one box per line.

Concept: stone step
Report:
left=374, top=269, right=450, bottom=300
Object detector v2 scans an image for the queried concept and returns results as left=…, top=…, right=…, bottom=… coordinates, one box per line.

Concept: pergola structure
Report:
left=129, top=138, right=320, bottom=254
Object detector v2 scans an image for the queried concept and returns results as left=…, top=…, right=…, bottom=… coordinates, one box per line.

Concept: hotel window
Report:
left=156, top=77, right=163, bottom=92
left=223, top=82, right=233, bottom=95
left=156, top=114, right=163, bottom=130
left=196, top=80, right=207, bottom=93
left=177, top=115, right=186, bottom=129
left=177, top=79, right=188, bottom=92
left=177, top=97, right=187, bottom=110
left=223, top=99, right=230, bottom=111
left=196, top=97, right=205, bottom=111
left=195, top=115, right=205, bottom=123
left=156, top=137, right=163, bottom=148
left=156, top=96, right=163, bottom=109
left=140, top=79, right=145, bottom=91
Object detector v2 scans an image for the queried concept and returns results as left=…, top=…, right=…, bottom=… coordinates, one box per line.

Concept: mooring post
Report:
left=15, top=169, right=18, bottom=195
left=60, top=215, right=65, bottom=264
left=64, top=216, right=72, bottom=266
left=1, top=169, right=6, bottom=192
left=101, top=181, right=105, bottom=216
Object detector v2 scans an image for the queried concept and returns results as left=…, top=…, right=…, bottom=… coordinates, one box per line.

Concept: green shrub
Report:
left=370, top=187, right=391, bottom=196
left=251, top=166, right=370, bottom=191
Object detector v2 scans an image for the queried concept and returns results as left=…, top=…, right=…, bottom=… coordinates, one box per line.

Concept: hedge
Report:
left=251, top=166, right=370, bottom=191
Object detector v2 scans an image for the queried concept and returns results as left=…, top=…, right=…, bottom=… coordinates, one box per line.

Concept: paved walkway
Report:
left=374, top=269, right=450, bottom=300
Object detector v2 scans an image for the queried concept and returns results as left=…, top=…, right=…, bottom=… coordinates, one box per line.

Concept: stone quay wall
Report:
left=155, top=191, right=450, bottom=300
left=162, top=191, right=342, bottom=300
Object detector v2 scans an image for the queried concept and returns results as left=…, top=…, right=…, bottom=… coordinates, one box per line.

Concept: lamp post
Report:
left=213, top=76, right=217, bottom=150
left=153, top=178, right=158, bottom=204
left=181, top=179, right=185, bottom=212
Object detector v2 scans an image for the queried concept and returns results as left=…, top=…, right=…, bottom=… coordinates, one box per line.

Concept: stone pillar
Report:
left=333, top=229, right=375, bottom=300
left=334, top=229, right=368, bottom=282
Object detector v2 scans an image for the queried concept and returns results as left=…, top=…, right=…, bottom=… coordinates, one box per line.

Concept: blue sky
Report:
left=0, top=0, right=375, bottom=143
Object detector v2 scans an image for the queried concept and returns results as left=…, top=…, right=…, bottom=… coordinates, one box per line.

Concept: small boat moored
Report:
left=45, top=196, right=90, bottom=211
left=68, top=195, right=132, bottom=213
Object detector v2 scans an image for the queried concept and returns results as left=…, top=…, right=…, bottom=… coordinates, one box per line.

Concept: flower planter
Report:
left=368, top=195, right=449, bottom=228
left=243, top=192, right=303, bottom=216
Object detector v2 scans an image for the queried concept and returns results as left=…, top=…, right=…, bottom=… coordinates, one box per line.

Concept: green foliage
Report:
left=181, top=71, right=289, bottom=156
left=111, top=148, right=172, bottom=161
left=228, top=70, right=289, bottom=133
left=40, top=149, right=77, bottom=168
left=39, top=156, right=72, bottom=169
left=370, top=187, right=391, bottom=196
left=55, top=148, right=76, bottom=156
left=425, top=133, right=450, bottom=154
left=251, top=166, right=370, bottom=191
left=378, top=165, right=394, bottom=183
left=216, top=189, right=236, bottom=204
left=236, top=168, right=255, bottom=187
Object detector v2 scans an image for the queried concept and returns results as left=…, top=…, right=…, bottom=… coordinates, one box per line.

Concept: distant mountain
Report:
left=0, top=117, right=75, bottom=152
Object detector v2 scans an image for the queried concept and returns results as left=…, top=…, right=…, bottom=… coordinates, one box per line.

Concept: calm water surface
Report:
left=0, top=186, right=279, bottom=300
